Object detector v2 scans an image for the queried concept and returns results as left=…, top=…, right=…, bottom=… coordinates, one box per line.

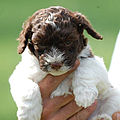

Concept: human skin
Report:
left=38, top=60, right=120, bottom=120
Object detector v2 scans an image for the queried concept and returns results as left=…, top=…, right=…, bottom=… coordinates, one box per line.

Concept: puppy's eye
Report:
left=34, top=43, right=47, bottom=50
left=65, top=41, right=72, bottom=46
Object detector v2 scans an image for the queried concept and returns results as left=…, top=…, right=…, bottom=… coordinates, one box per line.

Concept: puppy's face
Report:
left=30, top=26, right=82, bottom=75
left=17, top=6, right=103, bottom=75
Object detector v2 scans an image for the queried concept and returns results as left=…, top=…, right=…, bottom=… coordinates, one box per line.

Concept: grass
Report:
left=0, top=0, right=120, bottom=119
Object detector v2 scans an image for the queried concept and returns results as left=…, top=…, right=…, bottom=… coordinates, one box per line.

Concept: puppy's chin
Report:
left=48, top=69, right=70, bottom=76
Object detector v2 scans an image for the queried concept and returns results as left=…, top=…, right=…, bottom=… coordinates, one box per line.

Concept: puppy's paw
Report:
left=92, top=114, right=112, bottom=120
left=74, top=88, right=98, bottom=108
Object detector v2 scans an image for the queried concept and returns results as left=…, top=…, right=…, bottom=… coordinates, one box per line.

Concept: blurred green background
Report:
left=0, top=0, right=120, bottom=119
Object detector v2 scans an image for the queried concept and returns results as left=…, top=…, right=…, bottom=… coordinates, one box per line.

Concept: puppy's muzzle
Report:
left=51, top=62, right=62, bottom=70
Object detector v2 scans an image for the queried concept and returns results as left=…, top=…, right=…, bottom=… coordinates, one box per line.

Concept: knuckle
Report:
left=75, top=114, right=81, bottom=120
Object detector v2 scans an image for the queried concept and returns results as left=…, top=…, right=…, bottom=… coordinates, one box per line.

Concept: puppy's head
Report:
left=17, top=6, right=103, bottom=75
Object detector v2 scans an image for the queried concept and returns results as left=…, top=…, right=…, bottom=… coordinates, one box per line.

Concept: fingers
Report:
left=49, top=100, right=83, bottom=120
left=38, top=74, right=56, bottom=99
left=42, top=95, right=74, bottom=119
left=112, top=112, right=120, bottom=120
left=38, top=60, right=80, bottom=99
left=68, top=100, right=98, bottom=120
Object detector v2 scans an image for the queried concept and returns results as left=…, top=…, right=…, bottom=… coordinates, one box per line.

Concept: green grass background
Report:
left=0, top=0, right=120, bottom=119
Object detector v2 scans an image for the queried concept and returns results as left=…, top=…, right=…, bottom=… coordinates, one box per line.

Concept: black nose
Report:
left=51, top=62, right=62, bottom=70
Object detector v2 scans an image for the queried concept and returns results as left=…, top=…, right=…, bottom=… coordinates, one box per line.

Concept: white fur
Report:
left=45, top=12, right=57, bottom=28
left=9, top=45, right=120, bottom=120
left=45, top=47, right=65, bottom=63
left=44, top=47, right=70, bottom=76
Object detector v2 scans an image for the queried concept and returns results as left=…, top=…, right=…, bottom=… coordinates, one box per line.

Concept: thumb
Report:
left=112, top=112, right=120, bottom=120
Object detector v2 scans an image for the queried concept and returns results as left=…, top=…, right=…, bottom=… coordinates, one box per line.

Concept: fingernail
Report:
left=89, top=100, right=97, bottom=108
left=93, top=100, right=97, bottom=105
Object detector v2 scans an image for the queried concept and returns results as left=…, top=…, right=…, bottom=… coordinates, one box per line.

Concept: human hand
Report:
left=38, top=60, right=120, bottom=120
left=38, top=60, right=96, bottom=120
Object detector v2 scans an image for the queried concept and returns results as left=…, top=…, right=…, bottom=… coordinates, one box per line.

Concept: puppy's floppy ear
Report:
left=17, top=21, right=33, bottom=54
left=74, top=12, right=103, bottom=40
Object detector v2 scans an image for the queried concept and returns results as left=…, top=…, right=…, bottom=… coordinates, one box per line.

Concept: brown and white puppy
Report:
left=9, top=6, right=120, bottom=120
left=17, top=6, right=102, bottom=75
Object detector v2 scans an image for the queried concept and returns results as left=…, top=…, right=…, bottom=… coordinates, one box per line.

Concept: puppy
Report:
left=9, top=6, right=120, bottom=120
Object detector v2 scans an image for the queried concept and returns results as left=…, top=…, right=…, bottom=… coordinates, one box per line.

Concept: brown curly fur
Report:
left=17, top=6, right=103, bottom=57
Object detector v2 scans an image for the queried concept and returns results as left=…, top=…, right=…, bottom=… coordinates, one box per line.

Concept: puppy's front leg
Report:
left=72, top=79, right=98, bottom=108
left=9, top=78, right=42, bottom=120
left=92, top=88, right=120, bottom=120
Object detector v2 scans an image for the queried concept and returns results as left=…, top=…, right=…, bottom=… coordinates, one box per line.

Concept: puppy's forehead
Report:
left=32, top=28, right=79, bottom=45
left=29, top=6, right=80, bottom=46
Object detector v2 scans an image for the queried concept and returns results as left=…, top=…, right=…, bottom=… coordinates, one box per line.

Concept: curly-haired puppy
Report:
left=9, top=6, right=120, bottom=120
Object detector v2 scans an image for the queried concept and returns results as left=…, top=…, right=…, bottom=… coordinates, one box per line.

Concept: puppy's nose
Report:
left=51, top=62, right=62, bottom=70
